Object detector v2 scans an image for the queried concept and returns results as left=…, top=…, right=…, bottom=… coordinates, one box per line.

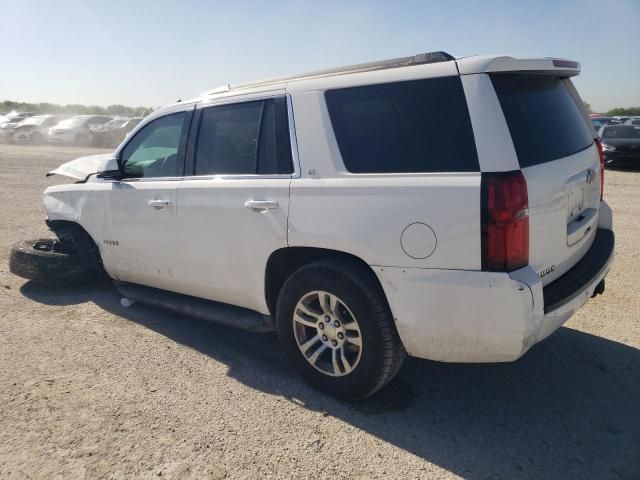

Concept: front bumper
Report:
left=48, top=131, right=75, bottom=143
left=375, top=206, right=615, bottom=363
left=12, top=130, right=33, bottom=142
left=0, top=129, right=15, bottom=142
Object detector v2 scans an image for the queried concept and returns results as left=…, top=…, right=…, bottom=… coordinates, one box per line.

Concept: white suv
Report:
left=17, top=52, right=615, bottom=399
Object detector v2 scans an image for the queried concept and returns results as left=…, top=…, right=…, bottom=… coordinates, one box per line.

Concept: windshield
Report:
left=21, top=116, right=49, bottom=126
left=56, top=117, right=87, bottom=128
left=602, top=126, right=640, bottom=139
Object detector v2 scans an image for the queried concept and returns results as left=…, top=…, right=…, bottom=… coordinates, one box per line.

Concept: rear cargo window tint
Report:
left=325, top=77, right=479, bottom=173
left=491, top=75, right=593, bottom=168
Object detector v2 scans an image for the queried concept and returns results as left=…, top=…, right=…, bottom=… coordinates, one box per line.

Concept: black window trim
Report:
left=184, top=93, right=300, bottom=180
left=116, top=106, right=195, bottom=182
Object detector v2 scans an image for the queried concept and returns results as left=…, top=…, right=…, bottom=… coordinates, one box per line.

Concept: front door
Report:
left=175, top=95, right=295, bottom=314
left=99, top=108, right=192, bottom=290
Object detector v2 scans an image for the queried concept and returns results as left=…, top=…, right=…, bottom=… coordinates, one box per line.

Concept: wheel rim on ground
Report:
left=31, top=238, right=73, bottom=254
left=293, top=290, right=363, bottom=377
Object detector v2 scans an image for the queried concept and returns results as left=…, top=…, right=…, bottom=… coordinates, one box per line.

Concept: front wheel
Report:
left=276, top=259, right=406, bottom=399
left=30, top=132, right=43, bottom=144
left=9, top=238, right=97, bottom=284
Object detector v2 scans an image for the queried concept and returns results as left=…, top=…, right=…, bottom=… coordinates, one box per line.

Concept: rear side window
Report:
left=194, top=97, right=293, bottom=176
left=325, top=76, right=479, bottom=173
left=491, top=75, right=594, bottom=168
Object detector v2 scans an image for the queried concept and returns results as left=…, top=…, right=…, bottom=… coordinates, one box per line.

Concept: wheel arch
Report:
left=264, top=246, right=389, bottom=316
left=46, top=219, right=105, bottom=273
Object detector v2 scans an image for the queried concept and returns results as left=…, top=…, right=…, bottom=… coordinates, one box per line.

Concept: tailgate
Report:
left=522, top=146, right=600, bottom=284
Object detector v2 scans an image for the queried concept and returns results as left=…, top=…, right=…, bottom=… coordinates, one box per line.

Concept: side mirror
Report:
left=96, top=169, right=123, bottom=180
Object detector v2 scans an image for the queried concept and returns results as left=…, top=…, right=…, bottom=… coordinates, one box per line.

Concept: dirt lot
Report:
left=0, top=143, right=639, bottom=479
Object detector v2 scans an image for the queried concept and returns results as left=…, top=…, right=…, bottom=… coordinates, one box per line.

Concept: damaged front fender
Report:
left=47, top=153, right=117, bottom=180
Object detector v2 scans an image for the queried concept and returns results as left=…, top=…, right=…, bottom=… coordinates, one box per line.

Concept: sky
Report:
left=1, top=0, right=638, bottom=113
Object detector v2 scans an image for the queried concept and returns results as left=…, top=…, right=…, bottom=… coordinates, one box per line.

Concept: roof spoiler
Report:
left=456, top=55, right=581, bottom=77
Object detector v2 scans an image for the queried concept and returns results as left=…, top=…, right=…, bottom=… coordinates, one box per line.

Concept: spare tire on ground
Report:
left=9, top=238, right=98, bottom=284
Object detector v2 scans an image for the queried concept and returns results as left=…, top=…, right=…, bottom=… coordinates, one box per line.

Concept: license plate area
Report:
left=568, top=187, right=584, bottom=220
left=565, top=169, right=597, bottom=247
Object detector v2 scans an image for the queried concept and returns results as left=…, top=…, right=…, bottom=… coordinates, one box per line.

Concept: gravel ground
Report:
left=1, top=144, right=639, bottom=480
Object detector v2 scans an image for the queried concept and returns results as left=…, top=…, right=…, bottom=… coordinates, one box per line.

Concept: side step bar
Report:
left=115, top=282, right=274, bottom=333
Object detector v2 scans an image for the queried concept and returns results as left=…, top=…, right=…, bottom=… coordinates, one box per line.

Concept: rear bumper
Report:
left=534, top=227, right=614, bottom=342
left=375, top=206, right=615, bottom=363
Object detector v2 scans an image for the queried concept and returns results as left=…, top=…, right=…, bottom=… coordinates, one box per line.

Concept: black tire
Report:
left=276, top=258, right=406, bottom=400
left=30, top=132, right=43, bottom=144
left=9, top=238, right=97, bottom=284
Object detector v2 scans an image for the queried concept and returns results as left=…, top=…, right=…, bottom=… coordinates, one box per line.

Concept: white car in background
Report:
left=0, top=112, right=34, bottom=141
left=47, top=115, right=112, bottom=145
left=12, top=52, right=615, bottom=399
left=10, top=115, right=65, bottom=143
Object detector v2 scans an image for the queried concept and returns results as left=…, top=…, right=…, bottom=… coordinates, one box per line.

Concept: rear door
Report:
left=174, top=95, right=295, bottom=314
left=491, top=74, right=601, bottom=284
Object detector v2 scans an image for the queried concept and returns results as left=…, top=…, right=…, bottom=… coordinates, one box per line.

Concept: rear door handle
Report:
left=147, top=199, right=172, bottom=209
left=244, top=200, right=278, bottom=212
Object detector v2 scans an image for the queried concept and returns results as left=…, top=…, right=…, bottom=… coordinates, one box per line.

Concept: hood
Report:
left=601, top=137, right=640, bottom=147
left=47, top=153, right=117, bottom=180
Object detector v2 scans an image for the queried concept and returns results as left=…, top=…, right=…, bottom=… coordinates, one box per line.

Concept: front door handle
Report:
left=148, top=199, right=172, bottom=209
left=244, top=200, right=278, bottom=212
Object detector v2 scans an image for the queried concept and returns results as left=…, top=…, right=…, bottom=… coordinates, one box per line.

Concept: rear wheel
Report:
left=276, top=258, right=405, bottom=399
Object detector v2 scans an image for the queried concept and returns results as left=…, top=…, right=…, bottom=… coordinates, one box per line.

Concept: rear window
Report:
left=602, top=125, right=640, bottom=139
left=491, top=75, right=594, bottom=168
left=325, top=77, right=479, bottom=173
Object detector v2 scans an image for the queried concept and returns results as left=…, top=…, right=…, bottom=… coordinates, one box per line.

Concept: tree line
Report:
left=583, top=102, right=640, bottom=117
left=1, top=100, right=154, bottom=117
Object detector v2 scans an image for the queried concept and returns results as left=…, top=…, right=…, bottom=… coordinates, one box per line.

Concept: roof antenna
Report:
left=176, top=99, right=182, bottom=103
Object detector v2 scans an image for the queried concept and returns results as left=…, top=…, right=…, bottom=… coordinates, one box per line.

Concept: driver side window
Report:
left=121, top=112, right=188, bottom=178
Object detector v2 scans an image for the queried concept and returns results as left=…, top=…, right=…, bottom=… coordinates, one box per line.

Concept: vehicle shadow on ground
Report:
left=21, top=281, right=640, bottom=480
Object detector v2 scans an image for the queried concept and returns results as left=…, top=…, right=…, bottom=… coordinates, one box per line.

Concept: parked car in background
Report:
left=0, top=113, right=35, bottom=142
left=48, top=115, right=112, bottom=145
left=1, top=111, right=34, bottom=123
left=623, top=117, right=640, bottom=126
left=599, top=124, right=640, bottom=167
left=590, top=116, right=620, bottom=132
left=91, top=116, right=143, bottom=147
left=9, top=114, right=65, bottom=143
left=612, top=116, right=630, bottom=124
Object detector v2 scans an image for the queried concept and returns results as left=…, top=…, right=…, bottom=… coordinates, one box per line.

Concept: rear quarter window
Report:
left=491, top=74, right=594, bottom=168
left=325, top=76, right=479, bottom=173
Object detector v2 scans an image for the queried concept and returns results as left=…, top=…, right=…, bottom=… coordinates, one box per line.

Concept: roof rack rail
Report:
left=206, top=51, right=455, bottom=94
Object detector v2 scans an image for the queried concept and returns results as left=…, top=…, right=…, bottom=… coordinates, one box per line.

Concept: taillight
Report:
left=481, top=171, right=529, bottom=271
left=595, top=138, right=605, bottom=200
